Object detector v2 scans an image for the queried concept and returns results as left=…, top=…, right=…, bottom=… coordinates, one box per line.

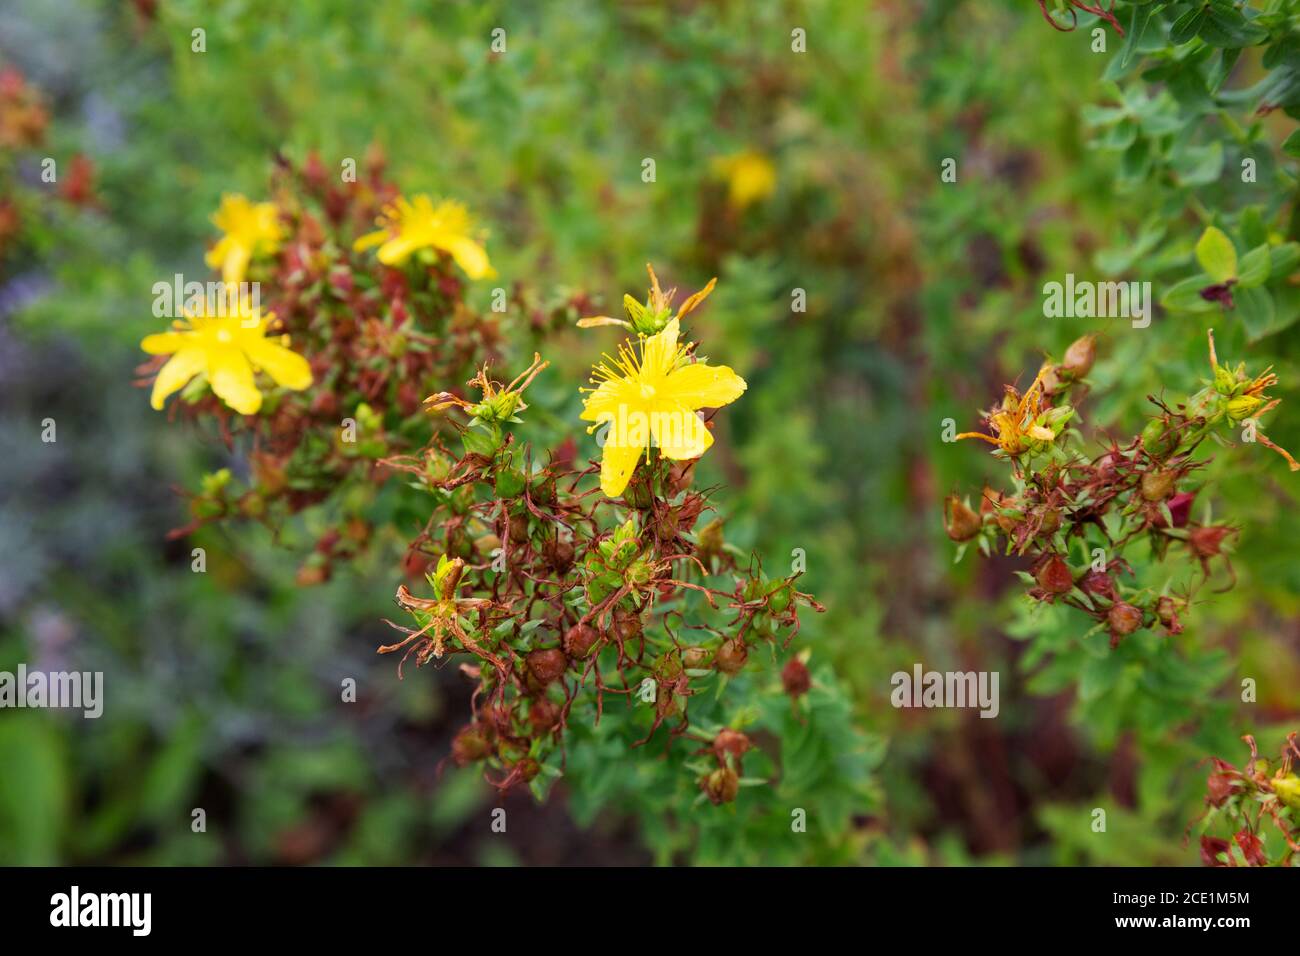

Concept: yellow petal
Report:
left=661, top=362, right=746, bottom=410
left=207, top=347, right=262, bottom=415
left=674, top=277, right=717, bottom=321
left=141, top=332, right=185, bottom=355
left=376, top=234, right=425, bottom=266
left=243, top=337, right=312, bottom=391
left=650, top=403, right=714, bottom=460
left=218, top=241, right=251, bottom=285
left=580, top=378, right=638, bottom=423
left=576, top=315, right=631, bottom=330
left=150, top=347, right=207, bottom=410
left=438, top=235, right=493, bottom=280
left=599, top=436, right=644, bottom=498
left=641, top=317, right=680, bottom=377
left=353, top=229, right=389, bottom=252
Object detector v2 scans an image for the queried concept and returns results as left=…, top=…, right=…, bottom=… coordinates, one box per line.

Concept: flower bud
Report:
left=1213, top=363, right=1237, bottom=396
left=1226, top=394, right=1262, bottom=422
left=1061, top=334, right=1096, bottom=379
left=1273, top=774, right=1300, bottom=812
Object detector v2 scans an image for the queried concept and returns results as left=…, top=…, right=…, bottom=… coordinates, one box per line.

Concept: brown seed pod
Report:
left=715, top=639, right=748, bottom=675
left=451, top=725, right=492, bottom=766
left=562, top=623, right=600, bottom=659
left=702, top=767, right=740, bottom=805
left=1107, top=602, right=1144, bottom=642
left=944, top=495, right=981, bottom=542
left=526, top=647, right=568, bottom=685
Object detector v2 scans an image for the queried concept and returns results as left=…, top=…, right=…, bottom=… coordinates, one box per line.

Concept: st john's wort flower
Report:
left=711, top=149, right=777, bottom=211
left=206, top=194, right=284, bottom=284
left=353, top=194, right=493, bottom=279
left=580, top=316, right=746, bottom=498
left=140, top=287, right=311, bottom=415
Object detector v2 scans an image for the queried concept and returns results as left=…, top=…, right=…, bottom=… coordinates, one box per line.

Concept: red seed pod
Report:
left=1035, top=555, right=1074, bottom=595
left=702, top=767, right=740, bottom=805
left=1189, top=525, right=1233, bottom=559
left=713, top=729, right=753, bottom=762
left=1155, top=596, right=1183, bottom=635
left=528, top=696, right=559, bottom=735
left=525, top=648, right=568, bottom=685
left=781, top=658, right=812, bottom=697
left=1107, top=602, right=1144, bottom=646
left=1079, top=569, right=1116, bottom=602
left=562, top=623, right=600, bottom=660
left=715, top=639, right=749, bottom=675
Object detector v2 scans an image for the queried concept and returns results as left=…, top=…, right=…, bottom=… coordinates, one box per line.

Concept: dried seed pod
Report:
left=526, top=647, right=568, bottom=685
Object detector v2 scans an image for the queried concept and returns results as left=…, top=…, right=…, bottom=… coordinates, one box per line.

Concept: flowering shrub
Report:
left=949, top=328, right=1295, bottom=648
left=136, top=155, right=878, bottom=850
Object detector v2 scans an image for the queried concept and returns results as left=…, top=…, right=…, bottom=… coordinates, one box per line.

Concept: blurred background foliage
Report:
left=0, top=0, right=1296, bottom=864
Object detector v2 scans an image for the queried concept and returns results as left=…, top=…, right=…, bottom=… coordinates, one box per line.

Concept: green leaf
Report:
left=1236, top=244, right=1271, bottom=288
left=1236, top=285, right=1276, bottom=340
left=1170, top=6, right=1209, bottom=45
left=1269, top=242, right=1300, bottom=280
left=1160, top=274, right=1217, bottom=313
left=1195, top=227, right=1238, bottom=282
left=1282, top=128, right=1300, bottom=157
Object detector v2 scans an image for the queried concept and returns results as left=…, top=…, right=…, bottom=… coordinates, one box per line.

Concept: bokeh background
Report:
left=1, top=0, right=1298, bottom=865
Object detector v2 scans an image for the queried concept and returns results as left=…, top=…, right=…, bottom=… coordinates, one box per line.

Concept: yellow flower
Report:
left=580, top=317, right=746, bottom=497
left=353, top=195, right=493, bottom=279
left=141, top=287, right=312, bottom=415
left=712, top=150, right=777, bottom=211
left=956, top=365, right=1072, bottom=457
left=205, top=194, right=283, bottom=284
